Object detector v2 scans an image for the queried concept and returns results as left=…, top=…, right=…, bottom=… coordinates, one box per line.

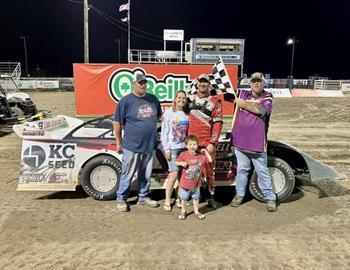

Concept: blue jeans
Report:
left=235, top=148, right=276, bottom=201
left=116, top=149, right=154, bottom=202
left=179, top=187, right=200, bottom=201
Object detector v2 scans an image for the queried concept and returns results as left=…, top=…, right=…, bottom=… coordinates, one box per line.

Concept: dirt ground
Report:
left=0, top=92, right=349, bottom=270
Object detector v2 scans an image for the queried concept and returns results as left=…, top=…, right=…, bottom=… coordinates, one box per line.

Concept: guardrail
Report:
left=6, top=77, right=74, bottom=91
left=0, top=62, right=21, bottom=79
left=129, top=49, right=189, bottom=64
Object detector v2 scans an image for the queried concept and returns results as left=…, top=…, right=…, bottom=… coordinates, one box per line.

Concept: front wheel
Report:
left=81, top=155, right=122, bottom=200
left=11, top=106, right=24, bottom=117
left=249, top=156, right=295, bottom=202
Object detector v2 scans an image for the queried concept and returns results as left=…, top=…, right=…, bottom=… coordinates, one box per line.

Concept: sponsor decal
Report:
left=108, top=68, right=192, bottom=103
left=21, top=143, right=77, bottom=184
left=22, top=130, right=45, bottom=136
left=22, top=144, right=76, bottom=169
left=37, top=117, right=65, bottom=130
left=48, top=144, right=76, bottom=168
left=23, top=145, right=46, bottom=168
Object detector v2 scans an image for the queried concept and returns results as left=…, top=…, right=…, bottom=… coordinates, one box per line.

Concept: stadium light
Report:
left=287, top=38, right=296, bottom=78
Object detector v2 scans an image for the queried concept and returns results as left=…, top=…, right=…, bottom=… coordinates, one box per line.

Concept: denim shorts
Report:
left=179, top=187, right=200, bottom=201
left=167, top=148, right=185, bottom=172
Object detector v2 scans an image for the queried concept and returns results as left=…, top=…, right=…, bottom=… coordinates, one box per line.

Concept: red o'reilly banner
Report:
left=73, top=64, right=238, bottom=117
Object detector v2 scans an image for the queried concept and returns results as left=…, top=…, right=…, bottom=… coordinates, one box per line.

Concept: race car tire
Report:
left=249, top=156, right=295, bottom=202
left=11, top=106, right=24, bottom=117
left=81, top=155, right=122, bottom=200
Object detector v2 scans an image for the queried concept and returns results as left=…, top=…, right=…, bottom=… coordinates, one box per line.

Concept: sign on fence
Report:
left=73, top=64, right=238, bottom=117
left=37, top=80, right=59, bottom=89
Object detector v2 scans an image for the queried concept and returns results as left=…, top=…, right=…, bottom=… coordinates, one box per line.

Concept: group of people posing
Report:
left=112, top=71, right=277, bottom=220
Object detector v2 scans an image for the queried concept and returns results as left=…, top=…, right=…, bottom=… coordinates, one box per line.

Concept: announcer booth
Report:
left=186, top=38, right=245, bottom=74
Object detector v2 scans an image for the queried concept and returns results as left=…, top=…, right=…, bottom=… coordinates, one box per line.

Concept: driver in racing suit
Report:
left=187, top=74, right=223, bottom=208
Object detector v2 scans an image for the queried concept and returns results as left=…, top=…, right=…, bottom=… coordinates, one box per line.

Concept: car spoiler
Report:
left=269, top=140, right=346, bottom=182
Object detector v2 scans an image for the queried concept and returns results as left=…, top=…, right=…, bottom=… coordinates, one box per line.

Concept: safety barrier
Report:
left=291, top=89, right=344, bottom=97
left=14, top=78, right=74, bottom=91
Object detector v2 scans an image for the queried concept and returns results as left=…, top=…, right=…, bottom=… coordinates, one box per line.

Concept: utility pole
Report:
left=20, top=36, right=29, bottom=76
left=128, top=1, right=131, bottom=63
left=115, top=38, right=124, bottom=63
left=83, top=0, right=89, bottom=63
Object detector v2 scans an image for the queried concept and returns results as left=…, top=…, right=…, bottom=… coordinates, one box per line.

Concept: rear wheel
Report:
left=81, top=155, right=122, bottom=200
left=249, top=156, right=295, bottom=202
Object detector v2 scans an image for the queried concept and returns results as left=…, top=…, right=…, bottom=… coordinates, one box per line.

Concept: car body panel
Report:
left=13, top=115, right=346, bottom=193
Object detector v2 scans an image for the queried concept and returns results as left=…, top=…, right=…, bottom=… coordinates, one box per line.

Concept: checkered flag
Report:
left=210, top=57, right=236, bottom=97
left=188, top=79, right=198, bottom=95
left=187, top=57, right=237, bottom=98
left=187, top=78, right=218, bottom=96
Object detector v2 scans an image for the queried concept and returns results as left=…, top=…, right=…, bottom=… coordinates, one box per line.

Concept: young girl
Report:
left=160, top=90, right=189, bottom=211
left=175, top=135, right=213, bottom=220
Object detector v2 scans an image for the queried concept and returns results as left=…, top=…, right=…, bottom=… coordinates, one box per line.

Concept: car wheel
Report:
left=11, top=106, right=24, bottom=117
left=81, top=155, right=122, bottom=200
left=249, top=156, right=295, bottom=202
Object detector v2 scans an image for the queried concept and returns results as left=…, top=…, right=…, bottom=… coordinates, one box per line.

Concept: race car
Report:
left=13, top=115, right=345, bottom=202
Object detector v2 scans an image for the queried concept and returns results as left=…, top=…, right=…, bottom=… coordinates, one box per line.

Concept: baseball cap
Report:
left=134, top=73, right=148, bottom=83
left=250, top=72, right=266, bottom=82
left=197, top=74, right=210, bottom=82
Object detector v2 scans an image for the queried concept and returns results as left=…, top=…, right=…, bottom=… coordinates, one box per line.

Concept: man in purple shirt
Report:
left=229, top=72, right=277, bottom=212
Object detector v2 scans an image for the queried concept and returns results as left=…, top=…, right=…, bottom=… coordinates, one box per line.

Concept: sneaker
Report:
left=230, top=195, right=243, bottom=207
left=266, top=200, right=277, bottom=212
left=137, top=198, right=159, bottom=208
left=116, top=200, right=130, bottom=212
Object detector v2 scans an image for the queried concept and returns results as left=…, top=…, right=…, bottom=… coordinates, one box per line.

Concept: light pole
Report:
left=83, top=0, right=89, bottom=63
left=115, top=38, right=124, bottom=63
left=287, top=38, right=297, bottom=78
left=20, top=36, right=29, bottom=76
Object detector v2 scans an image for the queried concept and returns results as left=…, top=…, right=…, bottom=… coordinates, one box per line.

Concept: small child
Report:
left=175, top=135, right=213, bottom=220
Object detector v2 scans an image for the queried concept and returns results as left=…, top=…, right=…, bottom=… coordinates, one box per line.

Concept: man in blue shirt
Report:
left=113, top=73, right=162, bottom=212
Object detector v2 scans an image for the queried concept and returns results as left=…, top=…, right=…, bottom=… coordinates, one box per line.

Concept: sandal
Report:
left=194, top=212, right=205, bottom=220
left=178, top=211, right=187, bottom=220
left=175, top=198, right=181, bottom=208
left=163, top=204, right=172, bottom=212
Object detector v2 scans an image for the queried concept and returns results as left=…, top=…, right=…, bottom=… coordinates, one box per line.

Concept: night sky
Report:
left=1, top=0, right=349, bottom=79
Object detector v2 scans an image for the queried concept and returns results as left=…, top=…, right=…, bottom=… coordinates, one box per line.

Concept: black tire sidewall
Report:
left=249, top=156, right=295, bottom=202
left=81, top=155, right=122, bottom=200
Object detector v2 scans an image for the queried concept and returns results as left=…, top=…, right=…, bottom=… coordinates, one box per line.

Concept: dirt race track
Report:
left=0, top=92, right=349, bottom=270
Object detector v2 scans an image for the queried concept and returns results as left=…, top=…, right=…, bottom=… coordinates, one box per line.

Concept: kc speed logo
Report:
left=23, top=145, right=46, bottom=168
left=22, top=144, right=76, bottom=168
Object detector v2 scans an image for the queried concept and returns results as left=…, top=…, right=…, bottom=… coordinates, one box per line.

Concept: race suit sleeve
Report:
left=210, top=99, right=223, bottom=145
left=160, top=109, right=171, bottom=152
